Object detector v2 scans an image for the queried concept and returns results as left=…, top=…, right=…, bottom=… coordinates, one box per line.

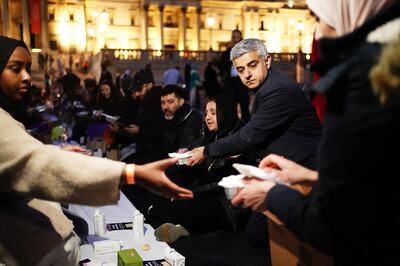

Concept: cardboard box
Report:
left=118, top=248, right=143, bottom=266
left=264, top=185, right=333, bottom=266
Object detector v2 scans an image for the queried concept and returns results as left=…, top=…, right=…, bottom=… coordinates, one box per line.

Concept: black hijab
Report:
left=0, top=35, right=30, bottom=123
left=203, top=95, right=241, bottom=144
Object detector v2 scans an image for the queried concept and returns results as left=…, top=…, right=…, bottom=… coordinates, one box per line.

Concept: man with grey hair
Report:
left=188, top=38, right=321, bottom=246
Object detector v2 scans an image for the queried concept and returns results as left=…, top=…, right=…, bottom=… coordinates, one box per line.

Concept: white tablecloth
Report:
left=69, top=192, right=170, bottom=265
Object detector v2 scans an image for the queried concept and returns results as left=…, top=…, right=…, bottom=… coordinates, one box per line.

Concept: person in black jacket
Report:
left=203, top=61, right=221, bottom=98
left=107, top=74, right=141, bottom=148
left=218, top=30, right=250, bottom=122
left=161, top=84, right=202, bottom=154
left=189, top=38, right=322, bottom=247
left=189, top=39, right=321, bottom=169
left=232, top=1, right=399, bottom=264
left=123, top=69, right=165, bottom=164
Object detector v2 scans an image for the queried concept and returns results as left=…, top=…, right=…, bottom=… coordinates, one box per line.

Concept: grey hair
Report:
left=230, top=38, right=268, bottom=61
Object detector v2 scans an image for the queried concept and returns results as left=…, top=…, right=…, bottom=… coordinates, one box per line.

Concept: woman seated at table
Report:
left=149, top=95, right=252, bottom=241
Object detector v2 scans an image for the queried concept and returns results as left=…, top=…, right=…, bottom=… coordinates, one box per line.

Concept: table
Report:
left=69, top=192, right=170, bottom=265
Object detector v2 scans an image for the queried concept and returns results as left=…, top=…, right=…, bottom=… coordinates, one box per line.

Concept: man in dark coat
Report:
left=189, top=39, right=321, bottom=169
left=189, top=38, right=321, bottom=247
left=161, top=84, right=202, bottom=153
left=123, top=69, right=165, bottom=164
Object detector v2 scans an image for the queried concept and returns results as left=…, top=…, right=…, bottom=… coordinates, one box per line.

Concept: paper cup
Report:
left=168, top=152, right=192, bottom=165
left=177, top=156, right=191, bottom=165
left=224, top=186, right=240, bottom=200
left=218, top=174, right=246, bottom=200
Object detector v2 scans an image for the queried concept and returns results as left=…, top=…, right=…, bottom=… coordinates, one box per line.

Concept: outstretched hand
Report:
left=259, top=154, right=318, bottom=185
left=134, top=158, right=194, bottom=199
left=231, top=179, right=275, bottom=212
left=187, top=146, right=205, bottom=166
left=60, top=145, right=85, bottom=153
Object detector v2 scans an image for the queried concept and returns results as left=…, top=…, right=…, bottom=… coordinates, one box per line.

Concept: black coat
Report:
left=204, top=69, right=322, bottom=167
left=217, top=47, right=233, bottom=85
left=266, top=3, right=400, bottom=265
left=163, top=103, right=202, bottom=153
left=135, top=86, right=165, bottom=161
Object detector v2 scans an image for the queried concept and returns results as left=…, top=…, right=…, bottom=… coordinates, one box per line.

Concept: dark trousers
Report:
left=245, top=212, right=270, bottom=248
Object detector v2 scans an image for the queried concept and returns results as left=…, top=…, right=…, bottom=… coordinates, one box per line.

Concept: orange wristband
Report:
left=125, top=164, right=135, bottom=184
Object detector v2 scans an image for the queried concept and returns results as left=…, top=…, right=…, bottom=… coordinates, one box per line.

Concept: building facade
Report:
left=1, top=0, right=314, bottom=54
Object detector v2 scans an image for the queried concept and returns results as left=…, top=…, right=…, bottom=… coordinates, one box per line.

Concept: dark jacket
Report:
left=204, top=69, right=322, bottom=167
left=135, top=86, right=165, bottom=162
left=266, top=3, right=400, bottom=265
left=109, top=96, right=140, bottom=147
left=218, top=47, right=233, bottom=85
left=96, top=94, right=120, bottom=116
left=163, top=103, right=202, bottom=153
left=116, top=96, right=140, bottom=123
left=203, top=63, right=221, bottom=97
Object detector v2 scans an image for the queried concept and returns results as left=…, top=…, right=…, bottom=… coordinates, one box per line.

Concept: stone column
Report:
left=243, top=7, right=252, bottom=38
left=141, top=4, right=149, bottom=49
left=2, top=0, right=9, bottom=36
left=179, top=6, right=187, bottom=50
left=252, top=7, right=259, bottom=39
left=40, top=0, right=49, bottom=50
left=194, top=7, right=201, bottom=51
left=22, top=0, right=30, bottom=47
left=158, top=5, right=165, bottom=50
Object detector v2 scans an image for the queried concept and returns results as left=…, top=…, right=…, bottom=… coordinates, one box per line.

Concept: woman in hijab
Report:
left=149, top=95, right=251, bottom=241
left=95, top=80, right=120, bottom=115
left=232, top=1, right=399, bottom=264
left=192, top=95, right=245, bottom=184
left=0, top=36, right=192, bottom=266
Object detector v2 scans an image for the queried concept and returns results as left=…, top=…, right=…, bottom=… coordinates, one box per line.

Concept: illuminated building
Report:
left=1, top=0, right=315, bottom=54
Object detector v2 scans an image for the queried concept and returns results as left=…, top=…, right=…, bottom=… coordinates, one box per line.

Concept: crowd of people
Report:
left=1, top=0, right=400, bottom=265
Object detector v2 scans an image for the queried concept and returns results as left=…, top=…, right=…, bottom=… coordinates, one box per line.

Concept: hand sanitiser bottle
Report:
left=94, top=209, right=106, bottom=236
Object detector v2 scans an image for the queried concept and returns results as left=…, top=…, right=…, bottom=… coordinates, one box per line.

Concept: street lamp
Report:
left=206, top=16, right=216, bottom=51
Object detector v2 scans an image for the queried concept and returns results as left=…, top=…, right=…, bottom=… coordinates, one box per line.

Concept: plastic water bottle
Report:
left=132, top=210, right=144, bottom=238
left=94, top=209, right=106, bottom=236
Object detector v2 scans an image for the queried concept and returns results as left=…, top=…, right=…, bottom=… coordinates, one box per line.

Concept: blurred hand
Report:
left=187, top=146, right=205, bottom=166
left=124, top=124, right=139, bottom=135
left=60, top=145, right=85, bottom=153
left=259, top=154, right=318, bottom=185
left=231, top=180, right=276, bottom=212
left=109, top=122, right=119, bottom=133
left=134, top=158, right=193, bottom=199
left=177, top=148, right=189, bottom=153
